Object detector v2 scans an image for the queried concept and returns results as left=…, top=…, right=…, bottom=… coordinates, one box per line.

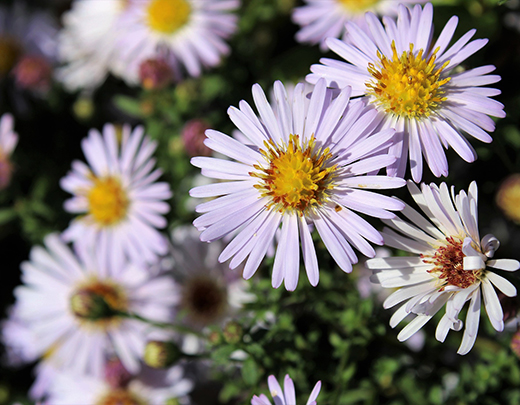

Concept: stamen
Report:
left=422, top=236, right=483, bottom=290
left=251, top=134, right=337, bottom=214
left=367, top=41, right=450, bottom=118
left=87, top=177, right=129, bottom=227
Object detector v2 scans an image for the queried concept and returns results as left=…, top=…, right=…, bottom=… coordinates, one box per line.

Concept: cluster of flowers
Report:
left=1, top=0, right=519, bottom=403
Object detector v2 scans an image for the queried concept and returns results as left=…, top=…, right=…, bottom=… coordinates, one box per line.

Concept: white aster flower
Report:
left=190, top=79, right=405, bottom=291
left=0, top=113, right=18, bottom=189
left=292, top=0, right=424, bottom=51
left=252, top=374, right=321, bottom=405
left=308, top=3, right=505, bottom=182
left=366, top=181, right=520, bottom=355
left=114, top=0, right=239, bottom=83
left=60, top=123, right=172, bottom=268
left=13, top=233, right=179, bottom=376
left=56, top=0, right=129, bottom=91
left=46, top=364, right=193, bottom=405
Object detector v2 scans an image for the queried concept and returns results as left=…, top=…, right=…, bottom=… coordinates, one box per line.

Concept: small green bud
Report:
left=73, top=96, right=94, bottom=120
left=70, top=290, right=116, bottom=321
left=223, top=321, right=243, bottom=345
left=144, top=340, right=182, bottom=369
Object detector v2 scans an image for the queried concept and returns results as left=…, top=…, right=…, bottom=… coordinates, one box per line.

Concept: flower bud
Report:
left=223, top=321, right=243, bottom=345
left=12, top=55, right=52, bottom=92
left=139, top=58, right=174, bottom=90
left=0, top=155, right=13, bottom=190
left=69, top=289, right=117, bottom=320
left=181, top=119, right=211, bottom=157
left=143, top=340, right=182, bottom=369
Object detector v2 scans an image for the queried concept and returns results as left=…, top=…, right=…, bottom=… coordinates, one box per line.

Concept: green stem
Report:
left=119, top=311, right=206, bottom=338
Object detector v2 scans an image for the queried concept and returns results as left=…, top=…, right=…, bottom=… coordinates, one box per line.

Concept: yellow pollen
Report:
left=251, top=134, right=336, bottom=214
left=87, top=177, right=129, bottom=226
left=146, top=0, right=192, bottom=34
left=339, top=0, right=379, bottom=13
left=367, top=41, right=451, bottom=119
left=422, top=236, right=483, bottom=290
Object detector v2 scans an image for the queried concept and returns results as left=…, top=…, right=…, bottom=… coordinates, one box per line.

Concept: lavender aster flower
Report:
left=252, top=374, right=321, bottom=405
left=366, top=181, right=520, bottom=354
left=308, top=3, right=505, bottom=182
left=190, top=79, right=405, bottom=291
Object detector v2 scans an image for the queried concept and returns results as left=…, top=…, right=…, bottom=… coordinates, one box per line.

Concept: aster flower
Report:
left=13, top=233, right=179, bottom=376
left=114, top=0, right=239, bottom=83
left=46, top=363, right=193, bottom=405
left=366, top=181, right=520, bottom=354
left=252, top=374, right=321, bottom=405
left=190, top=79, right=405, bottom=291
left=60, top=123, right=172, bottom=267
left=168, top=226, right=254, bottom=327
left=307, top=3, right=505, bottom=182
left=0, top=113, right=18, bottom=189
left=56, top=0, right=128, bottom=91
left=292, top=0, right=424, bottom=51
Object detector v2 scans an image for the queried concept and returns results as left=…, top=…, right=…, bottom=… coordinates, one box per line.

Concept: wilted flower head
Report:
left=367, top=181, right=520, bottom=354
left=181, top=119, right=212, bottom=157
left=12, top=54, right=52, bottom=92
left=139, top=57, right=175, bottom=90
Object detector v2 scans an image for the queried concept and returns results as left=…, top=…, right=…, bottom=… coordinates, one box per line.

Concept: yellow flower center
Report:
left=252, top=134, right=336, bottom=214
left=367, top=41, right=451, bottom=119
left=70, top=278, right=128, bottom=329
left=87, top=177, right=129, bottom=226
left=422, top=236, right=483, bottom=290
left=0, top=37, right=20, bottom=76
left=339, top=0, right=379, bottom=13
left=96, top=389, right=146, bottom=405
left=146, top=0, right=192, bottom=34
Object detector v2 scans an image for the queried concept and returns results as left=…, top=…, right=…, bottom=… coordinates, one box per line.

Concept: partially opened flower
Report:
left=292, top=0, right=424, bottom=51
left=366, top=181, right=520, bottom=354
left=115, top=0, right=239, bottom=83
left=13, top=233, right=179, bottom=377
left=308, top=3, right=505, bottom=182
left=252, top=374, right=321, bottom=405
left=60, top=123, right=172, bottom=267
left=190, top=79, right=405, bottom=290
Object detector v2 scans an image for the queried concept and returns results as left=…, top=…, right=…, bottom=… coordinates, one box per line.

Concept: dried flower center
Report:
left=96, top=389, right=145, bottom=405
left=88, top=177, right=129, bottom=226
left=367, top=41, right=450, bottom=118
left=182, top=276, right=227, bottom=325
left=339, top=0, right=379, bottom=12
left=70, top=279, right=128, bottom=328
left=147, top=0, right=191, bottom=34
left=0, top=37, right=20, bottom=76
left=423, top=236, right=482, bottom=290
left=252, top=134, right=336, bottom=214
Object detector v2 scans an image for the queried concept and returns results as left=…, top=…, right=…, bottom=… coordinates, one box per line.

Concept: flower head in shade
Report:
left=292, top=0, right=424, bottom=51
left=13, top=234, right=179, bottom=377
left=60, top=123, right=172, bottom=267
left=114, top=0, right=239, bottom=83
left=46, top=364, right=192, bottom=405
left=308, top=3, right=505, bottom=182
left=190, top=79, right=405, bottom=291
left=0, top=113, right=18, bottom=190
left=168, top=226, right=254, bottom=327
left=366, top=181, right=520, bottom=354
left=252, top=374, right=321, bottom=405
